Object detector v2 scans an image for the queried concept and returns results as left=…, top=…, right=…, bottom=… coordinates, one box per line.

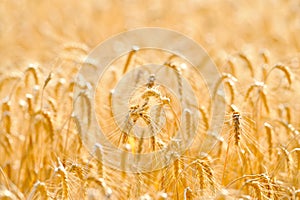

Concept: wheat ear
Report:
left=55, top=158, right=69, bottom=200
left=62, top=42, right=89, bottom=54
left=265, top=63, right=293, bottom=87
left=264, top=122, right=273, bottom=159
left=94, top=143, right=104, bottom=178
left=291, top=148, right=300, bottom=170
left=281, top=147, right=293, bottom=178
left=165, top=62, right=183, bottom=102
left=24, top=65, right=39, bottom=86
left=237, top=52, right=254, bottom=77
left=86, top=177, right=113, bottom=198
left=183, top=187, right=192, bottom=200
left=226, top=56, right=236, bottom=76
left=199, top=106, right=209, bottom=131
left=213, top=73, right=237, bottom=102
left=247, top=181, right=263, bottom=200
left=231, top=104, right=241, bottom=146
left=123, top=46, right=139, bottom=74
left=27, top=181, right=49, bottom=200
left=259, top=49, right=270, bottom=64
left=224, top=79, right=236, bottom=105
left=1, top=99, right=11, bottom=134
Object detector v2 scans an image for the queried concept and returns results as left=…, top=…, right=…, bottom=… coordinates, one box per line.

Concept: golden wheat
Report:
left=0, top=1, right=300, bottom=199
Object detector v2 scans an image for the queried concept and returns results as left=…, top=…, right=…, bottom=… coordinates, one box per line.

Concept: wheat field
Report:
left=0, top=0, right=300, bottom=199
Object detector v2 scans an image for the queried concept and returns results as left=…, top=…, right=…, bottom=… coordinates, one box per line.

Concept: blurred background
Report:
left=1, top=0, right=300, bottom=73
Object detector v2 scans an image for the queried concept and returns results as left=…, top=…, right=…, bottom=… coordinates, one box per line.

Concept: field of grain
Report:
left=0, top=0, right=300, bottom=199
